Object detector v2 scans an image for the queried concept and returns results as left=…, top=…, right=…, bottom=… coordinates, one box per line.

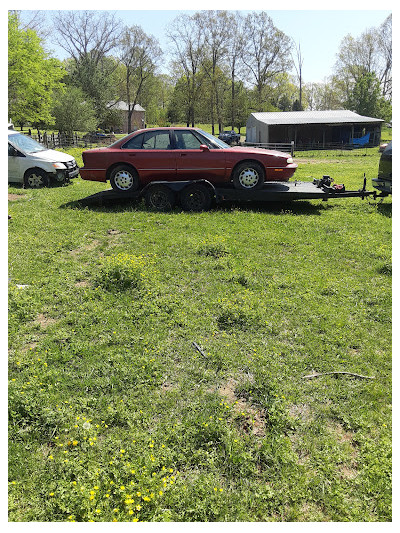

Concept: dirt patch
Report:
left=8, top=193, right=26, bottom=201
left=21, top=342, right=38, bottom=353
left=35, top=313, right=57, bottom=328
left=107, top=229, right=121, bottom=235
left=74, top=280, right=90, bottom=288
left=218, top=377, right=266, bottom=437
left=289, top=403, right=313, bottom=423
left=295, top=158, right=343, bottom=165
left=69, top=239, right=101, bottom=256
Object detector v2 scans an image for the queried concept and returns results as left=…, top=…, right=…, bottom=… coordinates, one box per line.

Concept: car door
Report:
left=173, top=130, right=227, bottom=182
left=8, top=143, right=25, bottom=183
left=122, top=130, right=176, bottom=184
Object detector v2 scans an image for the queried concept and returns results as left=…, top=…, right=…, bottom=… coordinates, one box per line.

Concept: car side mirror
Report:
left=200, top=144, right=210, bottom=152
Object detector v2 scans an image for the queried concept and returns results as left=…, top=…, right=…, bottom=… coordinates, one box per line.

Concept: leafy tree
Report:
left=346, top=72, right=385, bottom=118
left=52, top=86, right=97, bottom=136
left=8, top=12, right=65, bottom=127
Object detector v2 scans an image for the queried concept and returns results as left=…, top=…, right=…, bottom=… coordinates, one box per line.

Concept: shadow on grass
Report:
left=376, top=201, right=392, bottom=218
left=60, top=194, right=333, bottom=217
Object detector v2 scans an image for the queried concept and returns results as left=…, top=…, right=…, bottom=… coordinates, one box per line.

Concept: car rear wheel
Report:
left=144, top=184, right=176, bottom=211
left=180, top=183, right=212, bottom=212
left=110, top=165, right=139, bottom=193
left=24, top=169, right=50, bottom=188
left=232, top=162, right=264, bottom=190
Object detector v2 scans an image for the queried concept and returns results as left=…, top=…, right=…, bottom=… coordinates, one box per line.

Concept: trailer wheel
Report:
left=232, top=161, right=264, bottom=190
left=144, top=184, right=176, bottom=211
left=110, top=165, right=139, bottom=192
left=180, top=183, right=212, bottom=212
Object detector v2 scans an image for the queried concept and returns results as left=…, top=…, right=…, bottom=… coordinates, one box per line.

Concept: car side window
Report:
left=142, top=131, right=172, bottom=150
left=122, top=133, right=145, bottom=149
left=175, top=131, right=204, bottom=150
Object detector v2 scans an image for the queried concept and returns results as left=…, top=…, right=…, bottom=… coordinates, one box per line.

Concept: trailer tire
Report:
left=180, top=183, right=212, bottom=212
left=232, top=161, right=264, bottom=190
left=144, top=184, right=176, bottom=211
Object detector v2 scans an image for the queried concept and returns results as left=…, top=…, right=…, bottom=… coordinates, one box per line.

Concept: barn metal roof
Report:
left=251, top=110, right=383, bottom=125
left=108, top=101, right=145, bottom=112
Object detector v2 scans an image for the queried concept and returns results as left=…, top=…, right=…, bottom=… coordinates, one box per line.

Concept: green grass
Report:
left=8, top=145, right=391, bottom=522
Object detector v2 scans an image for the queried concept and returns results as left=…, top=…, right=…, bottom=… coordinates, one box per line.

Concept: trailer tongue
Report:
left=77, top=175, right=388, bottom=211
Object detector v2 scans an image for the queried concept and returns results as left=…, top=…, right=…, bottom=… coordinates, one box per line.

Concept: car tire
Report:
left=232, top=161, right=265, bottom=190
left=144, top=184, right=176, bottom=211
left=110, top=165, right=139, bottom=193
left=180, top=183, right=212, bottom=212
left=23, top=169, right=50, bottom=188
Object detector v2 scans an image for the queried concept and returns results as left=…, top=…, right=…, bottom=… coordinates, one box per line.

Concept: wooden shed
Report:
left=246, top=110, right=383, bottom=149
left=107, top=101, right=146, bottom=133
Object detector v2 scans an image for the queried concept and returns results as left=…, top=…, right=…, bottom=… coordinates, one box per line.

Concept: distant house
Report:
left=107, top=101, right=146, bottom=133
left=246, top=110, right=383, bottom=148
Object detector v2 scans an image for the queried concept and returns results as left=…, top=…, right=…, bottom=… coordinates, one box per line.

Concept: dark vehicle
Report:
left=218, top=130, right=241, bottom=145
left=372, top=142, right=392, bottom=194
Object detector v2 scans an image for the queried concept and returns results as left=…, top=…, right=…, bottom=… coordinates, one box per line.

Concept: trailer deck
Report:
left=77, top=175, right=386, bottom=211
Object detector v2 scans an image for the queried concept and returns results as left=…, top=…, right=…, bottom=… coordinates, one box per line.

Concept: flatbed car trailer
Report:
left=77, top=175, right=389, bottom=212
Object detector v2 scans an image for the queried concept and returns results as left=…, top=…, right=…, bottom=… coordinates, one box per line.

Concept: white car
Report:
left=8, top=129, right=79, bottom=187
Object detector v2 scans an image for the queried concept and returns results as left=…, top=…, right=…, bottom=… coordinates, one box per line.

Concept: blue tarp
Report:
left=352, top=133, right=370, bottom=146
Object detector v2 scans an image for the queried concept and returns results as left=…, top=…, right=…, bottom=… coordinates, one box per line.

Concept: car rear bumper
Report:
left=79, top=168, right=107, bottom=182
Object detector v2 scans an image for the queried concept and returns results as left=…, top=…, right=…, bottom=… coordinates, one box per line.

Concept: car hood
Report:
left=27, top=149, right=75, bottom=163
left=226, top=146, right=291, bottom=158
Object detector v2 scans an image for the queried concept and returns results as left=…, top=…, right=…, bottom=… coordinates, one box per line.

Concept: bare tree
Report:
left=292, top=40, right=304, bottom=109
left=10, top=10, right=49, bottom=38
left=242, top=12, right=293, bottom=109
left=377, top=14, right=392, bottom=99
left=51, top=10, right=122, bottom=65
left=222, top=11, right=246, bottom=130
left=117, top=25, right=162, bottom=132
left=167, top=14, right=205, bottom=127
left=193, top=11, right=233, bottom=134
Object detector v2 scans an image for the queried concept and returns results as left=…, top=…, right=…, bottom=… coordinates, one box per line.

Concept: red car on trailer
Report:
left=80, top=127, right=297, bottom=193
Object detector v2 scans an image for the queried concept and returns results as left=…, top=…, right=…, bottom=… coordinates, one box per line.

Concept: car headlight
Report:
left=53, top=162, right=66, bottom=169
left=286, top=157, right=293, bottom=164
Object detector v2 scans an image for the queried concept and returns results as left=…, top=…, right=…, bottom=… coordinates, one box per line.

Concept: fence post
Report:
left=291, top=141, right=294, bottom=157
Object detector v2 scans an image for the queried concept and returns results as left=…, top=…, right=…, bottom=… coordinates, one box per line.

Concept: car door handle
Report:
left=127, top=153, right=136, bottom=157
left=180, top=153, right=187, bottom=157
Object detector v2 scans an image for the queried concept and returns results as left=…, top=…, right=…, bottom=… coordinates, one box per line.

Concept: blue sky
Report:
left=15, top=2, right=392, bottom=84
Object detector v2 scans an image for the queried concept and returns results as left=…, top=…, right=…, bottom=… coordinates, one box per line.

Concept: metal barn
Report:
left=246, top=110, right=383, bottom=149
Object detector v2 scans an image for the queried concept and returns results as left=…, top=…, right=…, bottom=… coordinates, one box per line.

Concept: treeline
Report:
left=8, top=10, right=392, bottom=136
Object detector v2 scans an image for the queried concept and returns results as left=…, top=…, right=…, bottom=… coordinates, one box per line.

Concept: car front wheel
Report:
left=232, top=162, right=264, bottom=190
left=24, top=169, right=50, bottom=188
left=110, top=165, right=139, bottom=193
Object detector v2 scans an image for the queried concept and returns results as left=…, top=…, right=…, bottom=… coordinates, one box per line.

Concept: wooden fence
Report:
left=27, top=131, right=115, bottom=149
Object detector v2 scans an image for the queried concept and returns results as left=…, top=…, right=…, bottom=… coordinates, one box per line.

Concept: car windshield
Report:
left=8, top=133, right=47, bottom=153
left=197, top=129, right=230, bottom=149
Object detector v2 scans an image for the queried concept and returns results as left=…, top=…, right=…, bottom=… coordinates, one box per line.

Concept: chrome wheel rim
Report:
left=238, top=168, right=260, bottom=188
left=114, top=170, right=134, bottom=190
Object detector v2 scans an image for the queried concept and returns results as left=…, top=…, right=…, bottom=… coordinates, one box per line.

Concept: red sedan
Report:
left=80, top=127, right=297, bottom=192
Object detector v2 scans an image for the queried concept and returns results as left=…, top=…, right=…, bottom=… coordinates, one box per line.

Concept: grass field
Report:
left=8, top=142, right=391, bottom=522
